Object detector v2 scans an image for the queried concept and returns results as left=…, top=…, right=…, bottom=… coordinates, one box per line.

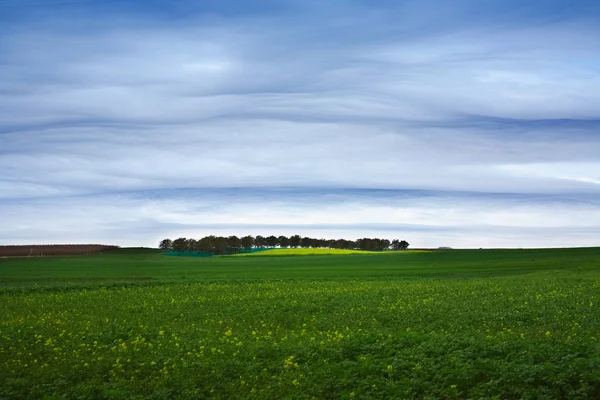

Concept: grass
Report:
left=1, top=247, right=599, bottom=399
left=1, top=247, right=598, bottom=285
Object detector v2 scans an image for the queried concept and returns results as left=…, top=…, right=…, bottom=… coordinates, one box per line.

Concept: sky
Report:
left=0, top=0, right=599, bottom=248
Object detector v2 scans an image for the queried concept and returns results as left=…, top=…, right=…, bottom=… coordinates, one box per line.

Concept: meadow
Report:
left=1, top=248, right=599, bottom=399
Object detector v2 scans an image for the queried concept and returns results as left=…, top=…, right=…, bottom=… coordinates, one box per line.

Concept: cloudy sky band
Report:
left=0, top=0, right=599, bottom=247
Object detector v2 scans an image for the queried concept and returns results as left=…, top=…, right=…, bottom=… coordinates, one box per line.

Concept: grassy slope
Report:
left=0, top=247, right=599, bottom=286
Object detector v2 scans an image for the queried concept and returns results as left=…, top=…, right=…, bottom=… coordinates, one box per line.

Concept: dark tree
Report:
left=278, top=235, right=289, bottom=248
left=192, top=239, right=204, bottom=252
left=255, top=235, right=267, bottom=248
left=172, top=237, right=188, bottom=252
left=213, top=236, right=228, bottom=255
left=164, top=233, right=407, bottom=254
left=355, top=238, right=367, bottom=250
left=241, top=235, right=254, bottom=250
left=159, top=238, right=172, bottom=250
left=314, top=238, right=326, bottom=248
left=185, top=238, right=197, bottom=252
left=227, top=236, right=242, bottom=252
left=266, top=235, right=278, bottom=248
left=300, top=237, right=312, bottom=248
left=289, top=235, right=302, bottom=248
left=199, top=235, right=216, bottom=253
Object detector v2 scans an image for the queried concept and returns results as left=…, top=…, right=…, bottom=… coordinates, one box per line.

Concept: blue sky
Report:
left=1, top=0, right=599, bottom=248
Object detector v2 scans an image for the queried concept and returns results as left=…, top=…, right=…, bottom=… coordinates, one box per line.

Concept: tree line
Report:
left=159, top=235, right=409, bottom=255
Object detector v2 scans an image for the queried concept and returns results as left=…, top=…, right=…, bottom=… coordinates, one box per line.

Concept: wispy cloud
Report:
left=1, top=0, right=599, bottom=247
left=1, top=188, right=599, bottom=248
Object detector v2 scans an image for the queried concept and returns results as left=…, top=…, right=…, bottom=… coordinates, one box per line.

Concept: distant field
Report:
left=1, top=247, right=599, bottom=399
left=0, top=244, right=118, bottom=257
left=1, top=247, right=597, bottom=285
left=230, top=248, right=389, bottom=256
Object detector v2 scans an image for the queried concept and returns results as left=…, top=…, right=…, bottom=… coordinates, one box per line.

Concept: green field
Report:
left=231, top=248, right=387, bottom=256
left=1, top=248, right=599, bottom=399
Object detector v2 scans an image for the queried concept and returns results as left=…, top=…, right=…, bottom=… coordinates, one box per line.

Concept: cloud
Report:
left=1, top=120, right=598, bottom=201
left=0, top=0, right=599, bottom=247
left=498, top=162, right=600, bottom=186
left=1, top=188, right=598, bottom=248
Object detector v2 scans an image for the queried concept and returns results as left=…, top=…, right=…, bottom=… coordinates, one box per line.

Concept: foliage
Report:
left=158, top=239, right=172, bottom=250
left=241, top=235, right=255, bottom=250
left=391, top=239, right=410, bottom=250
left=159, top=235, right=410, bottom=254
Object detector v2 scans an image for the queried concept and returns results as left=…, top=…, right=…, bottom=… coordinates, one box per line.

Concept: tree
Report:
left=213, top=236, right=228, bottom=255
left=356, top=238, right=373, bottom=251
left=314, top=238, right=326, bottom=248
left=289, top=235, right=302, bottom=248
left=380, top=239, right=391, bottom=251
left=159, top=238, right=172, bottom=250
left=339, top=239, right=355, bottom=249
left=241, top=235, right=254, bottom=250
left=185, top=238, right=197, bottom=252
left=163, top=233, right=408, bottom=254
left=266, top=235, right=278, bottom=248
left=278, top=235, right=289, bottom=248
left=227, top=236, right=242, bottom=253
left=192, top=239, right=204, bottom=252
left=199, top=235, right=216, bottom=253
left=391, top=239, right=409, bottom=250
left=255, top=235, right=266, bottom=248
left=172, top=237, right=188, bottom=252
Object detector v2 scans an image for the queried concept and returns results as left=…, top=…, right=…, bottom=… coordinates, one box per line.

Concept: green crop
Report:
left=1, top=248, right=599, bottom=399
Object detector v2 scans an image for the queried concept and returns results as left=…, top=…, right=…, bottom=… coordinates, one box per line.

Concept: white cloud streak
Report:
left=1, top=190, right=598, bottom=248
